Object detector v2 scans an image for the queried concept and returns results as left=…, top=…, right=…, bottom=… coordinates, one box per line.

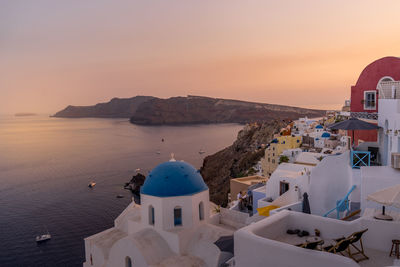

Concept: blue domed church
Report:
left=140, top=160, right=210, bottom=231
left=83, top=159, right=234, bottom=267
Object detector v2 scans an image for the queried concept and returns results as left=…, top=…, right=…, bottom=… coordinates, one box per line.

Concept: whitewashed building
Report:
left=83, top=160, right=236, bottom=267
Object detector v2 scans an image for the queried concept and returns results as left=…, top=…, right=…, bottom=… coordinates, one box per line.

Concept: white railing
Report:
left=378, top=81, right=400, bottom=99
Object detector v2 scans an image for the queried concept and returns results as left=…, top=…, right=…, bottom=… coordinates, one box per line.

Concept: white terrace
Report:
left=234, top=210, right=400, bottom=267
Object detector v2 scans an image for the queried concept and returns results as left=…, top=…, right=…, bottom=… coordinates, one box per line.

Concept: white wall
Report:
left=265, top=163, right=312, bottom=202
left=378, top=99, right=400, bottom=166
left=141, top=190, right=209, bottom=232
left=360, top=166, right=400, bottom=212
left=308, top=152, right=353, bottom=216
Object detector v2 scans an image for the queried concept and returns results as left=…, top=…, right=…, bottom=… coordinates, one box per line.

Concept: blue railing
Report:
left=323, top=185, right=356, bottom=219
left=350, top=151, right=370, bottom=169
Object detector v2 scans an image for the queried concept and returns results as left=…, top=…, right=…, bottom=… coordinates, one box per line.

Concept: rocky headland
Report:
left=54, top=95, right=325, bottom=124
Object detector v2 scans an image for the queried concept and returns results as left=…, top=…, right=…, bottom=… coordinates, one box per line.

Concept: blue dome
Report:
left=315, top=125, right=323, bottom=129
left=271, top=138, right=279, bottom=143
left=141, top=161, right=208, bottom=197
left=321, top=132, right=331, bottom=138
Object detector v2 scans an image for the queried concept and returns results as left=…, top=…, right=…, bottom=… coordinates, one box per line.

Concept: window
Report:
left=148, top=205, right=155, bottom=225
left=272, top=159, right=275, bottom=164
left=268, top=158, right=270, bottom=162
left=125, top=256, right=132, bottom=267
left=273, top=147, right=275, bottom=151
left=174, top=207, right=182, bottom=226
left=199, top=202, right=204, bottom=221
left=364, top=91, right=376, bottom=110
left=279, top=181, right=289, bottom=195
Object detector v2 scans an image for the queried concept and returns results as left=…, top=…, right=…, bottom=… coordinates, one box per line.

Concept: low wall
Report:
left=270, top=201, right=302, bottom=216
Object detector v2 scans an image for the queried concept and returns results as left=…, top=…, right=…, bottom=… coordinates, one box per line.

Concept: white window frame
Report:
left=364, top=90, right=376, bottom=110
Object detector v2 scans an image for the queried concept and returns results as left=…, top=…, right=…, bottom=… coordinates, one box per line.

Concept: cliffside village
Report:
left=84, top=57, right=400, bottom=267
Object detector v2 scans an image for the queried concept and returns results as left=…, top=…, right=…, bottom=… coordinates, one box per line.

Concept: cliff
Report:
left=200, top=120, right=287, bottom=207
left=130, top=95, right=325, bottom=125
left=53, top=96, right=155, bottom=118
left=54, top=95, right=325, bottom=124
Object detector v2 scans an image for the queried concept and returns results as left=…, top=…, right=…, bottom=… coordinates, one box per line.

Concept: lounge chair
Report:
left=297, top=240, right=324, bottom=250
left=323, top=237, right=352, bottom=256
left=347, top=229, right=369, bottom=262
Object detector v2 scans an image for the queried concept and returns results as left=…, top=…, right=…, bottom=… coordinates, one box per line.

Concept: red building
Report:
left=350, top=56, right=400, bottom=145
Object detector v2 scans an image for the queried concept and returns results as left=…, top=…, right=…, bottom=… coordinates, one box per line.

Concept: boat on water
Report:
left=88, top=182, right=96, bottom=188
left=116, top=194, right=124, bottom=198
left=36, top=226, right=51, bottom=243
left=199, top=149, right=205, bottom=154
left=36, top=233, right=51, bottom=242
left=156, top=151, right=161, bottom=154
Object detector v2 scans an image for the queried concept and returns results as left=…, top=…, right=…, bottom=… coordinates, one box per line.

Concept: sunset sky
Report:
left=1, top=0, right=400, bottom=114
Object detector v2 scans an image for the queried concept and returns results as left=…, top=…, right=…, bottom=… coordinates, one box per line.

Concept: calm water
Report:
left=0, top=115, right=242, bottom=267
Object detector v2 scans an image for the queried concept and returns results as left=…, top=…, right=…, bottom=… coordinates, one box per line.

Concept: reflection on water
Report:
left=0, top=115, right=242, bottom=267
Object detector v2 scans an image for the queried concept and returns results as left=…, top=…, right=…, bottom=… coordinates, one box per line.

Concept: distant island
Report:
left=53, top=95, right=326, bottom=125
left=15, top=113, right=37, bottom=117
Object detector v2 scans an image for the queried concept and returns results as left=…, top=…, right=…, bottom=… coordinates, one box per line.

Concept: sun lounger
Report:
left=347, top=229, right=369, bottom=262
left=323, top=237, right=352, bottom=255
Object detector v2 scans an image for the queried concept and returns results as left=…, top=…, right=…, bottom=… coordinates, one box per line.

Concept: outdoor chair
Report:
left=347, top=229, right=369, bottom=262
left=323, top=237, right=352, bottom=256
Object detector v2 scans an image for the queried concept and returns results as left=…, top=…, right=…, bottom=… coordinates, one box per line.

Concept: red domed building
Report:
left=350, top=57, right=400, bottom=144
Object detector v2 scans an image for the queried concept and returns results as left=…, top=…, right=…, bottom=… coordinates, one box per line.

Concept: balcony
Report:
left=378, top=81, right=400, bottom=99
left=350, top=150, right=371, bottom=169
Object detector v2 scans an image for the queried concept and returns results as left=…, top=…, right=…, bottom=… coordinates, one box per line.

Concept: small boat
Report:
left=36, top=233, right=51, bottom=242
left=199, top=149, right=205, bottom=154
left=156, top=151, right=161, bottom=155
left=88, top=182, right=96, bottom=188
left=161, top=138, right=165, bottom=142
left=135, top=168, right=141, bottom=172
left=116, top=195, right=124, bottom=198
left=36, top=226, right=51, bottom=243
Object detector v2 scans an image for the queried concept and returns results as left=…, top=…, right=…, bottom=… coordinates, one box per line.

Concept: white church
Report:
left=83, top=159, right=236, bottom=267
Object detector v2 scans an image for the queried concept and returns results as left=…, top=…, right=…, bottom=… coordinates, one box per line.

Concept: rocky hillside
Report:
left=53, top=96, right=155, bottom=118
left=130, top=95, right=325, bottom=125
left=54, top=95, right=325, bottom=124
left=200, top=120, right=287, bottom=207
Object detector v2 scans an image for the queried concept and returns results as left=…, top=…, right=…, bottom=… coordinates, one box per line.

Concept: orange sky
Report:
left=1, top=0, right=400, bottom=114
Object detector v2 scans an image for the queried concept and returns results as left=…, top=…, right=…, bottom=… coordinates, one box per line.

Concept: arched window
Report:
left=174, top=206, right=182, bottom=226
left=199, top=202, right=204, bottom=221
left=125, top=256, right=132, bottom=267
left=148, top=205, right=155, bottom=225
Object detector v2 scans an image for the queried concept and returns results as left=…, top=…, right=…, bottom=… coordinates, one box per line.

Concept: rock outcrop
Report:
left=53, top=96, right=155, bottom=118
left=130, top=95, right=325, bottom=125
left=200, top=120, right=287, bottom=207
left=54, top=95, right=325, bottom=124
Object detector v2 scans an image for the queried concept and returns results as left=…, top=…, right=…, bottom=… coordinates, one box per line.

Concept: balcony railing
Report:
left=379, top=81, right=400, bottom=99
left=350, top=150, right=371, bottom=169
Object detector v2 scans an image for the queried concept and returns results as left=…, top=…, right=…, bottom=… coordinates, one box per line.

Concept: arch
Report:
left=148, top=205, right=155, bottom=225
left=377, top=76, right=394, bottom=88
left=199, top=201, right=204, bottom=221
left=174, top=206, right=182, bottom=226
left=125, top=256, right=132, bottom=267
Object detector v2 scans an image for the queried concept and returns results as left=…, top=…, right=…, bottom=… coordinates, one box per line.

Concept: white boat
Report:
left=88, top=182, right=96, bottom=188
left=199, top=149, right=205, bottom=154
left=156, top=151, right=161, bottom=154
left=36, top=233, right=51, bottom=242
left=36, top=226, right=51, bottom=243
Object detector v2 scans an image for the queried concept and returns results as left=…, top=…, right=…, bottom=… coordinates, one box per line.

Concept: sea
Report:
left=0, top=115, right=242, bottom=267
